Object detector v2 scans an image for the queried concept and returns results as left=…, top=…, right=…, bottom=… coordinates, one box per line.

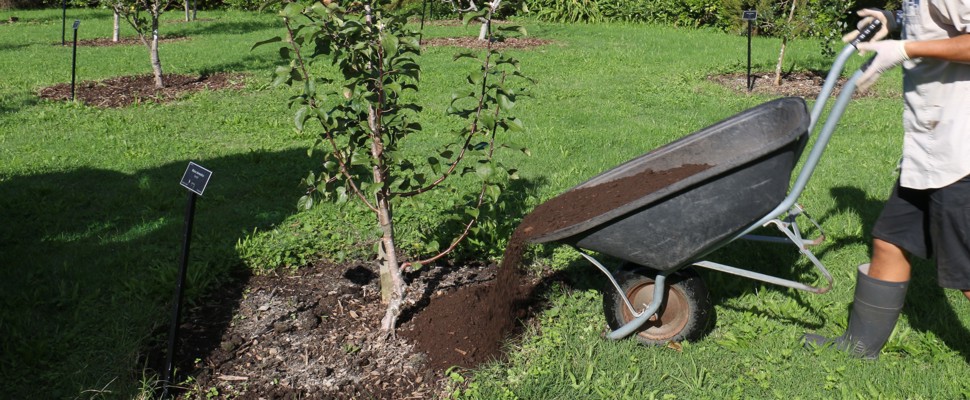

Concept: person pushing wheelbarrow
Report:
left=804, top=2, right=970, bottom=359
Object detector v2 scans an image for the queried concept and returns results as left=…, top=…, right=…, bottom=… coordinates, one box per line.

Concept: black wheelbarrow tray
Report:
left=527, top=32, right=883, bottom=345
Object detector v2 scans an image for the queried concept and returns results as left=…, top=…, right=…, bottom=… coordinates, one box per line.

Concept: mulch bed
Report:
left=423, top=36, right=554, bottom=50
left=165, top=260, right=549, bottom=399
left=65, top=35, right=191, bottom=47
left=37, top=73, right=245, bottom=108
left=708, top=71, right=876, bottom=98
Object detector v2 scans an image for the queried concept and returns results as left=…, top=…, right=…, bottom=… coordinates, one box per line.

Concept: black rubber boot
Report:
left=803, top=264, right=908, bottom=359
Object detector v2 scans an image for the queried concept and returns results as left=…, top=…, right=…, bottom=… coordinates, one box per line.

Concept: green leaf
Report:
left=498, top=93, right=514, bottom=111
left=272, top=65, right=293, bottom=87
left=252, top=36, right=282, bottom=51
left=475, top=164, right=493, bottom=179
left=335, top=186, right=349, bottom=204
left=465, top=207, right=480, bottom=219
left=281, top=2, right=304, bottom=19
left=480, top=114, right=496, bottom=131
left=462, top=10, right=488, bottom=26
left=508, top=117, right=525, bottom=132
left=486, top=184, right=501, bottom=202
left=381, top=32, right=399, bottom=56
left=294, top=106, right=308, bottom=132
left=298, top=194, right=313, bottom=210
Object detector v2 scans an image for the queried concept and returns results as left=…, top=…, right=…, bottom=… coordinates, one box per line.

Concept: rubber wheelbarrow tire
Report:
left=603, top=266, right=713, bottom=345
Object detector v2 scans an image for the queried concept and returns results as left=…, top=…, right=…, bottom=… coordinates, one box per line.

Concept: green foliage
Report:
left=261, top=0, right=532, bottom=268
left=526, top=0, right=851, bottom=54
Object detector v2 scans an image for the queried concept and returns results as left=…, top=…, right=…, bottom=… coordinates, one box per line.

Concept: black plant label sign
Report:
left=180, top=162, right=212, bottom=196
left=742, top=10, right=757, bottom=21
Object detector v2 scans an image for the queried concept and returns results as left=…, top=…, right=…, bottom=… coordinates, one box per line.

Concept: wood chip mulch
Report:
left=37, top=73, right=246, bottom=108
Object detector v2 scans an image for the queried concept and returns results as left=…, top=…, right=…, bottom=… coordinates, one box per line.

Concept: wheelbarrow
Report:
left=526, top=21, right=886, bottom=345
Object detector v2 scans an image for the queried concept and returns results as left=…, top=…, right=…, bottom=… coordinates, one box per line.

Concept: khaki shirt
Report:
left=900, top=0, right=970, bottom=189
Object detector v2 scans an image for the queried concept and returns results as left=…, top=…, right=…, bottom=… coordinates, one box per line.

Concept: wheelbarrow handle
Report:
left=849, top=18, right=883, bottom=48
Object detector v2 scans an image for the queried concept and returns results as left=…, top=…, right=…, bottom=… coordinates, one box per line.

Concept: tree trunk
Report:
left=476, top=0, right=501, bottom=41
left=774, top=37, right=787, bottom=86
left=477, top=17, right=489, bottom=40
left=192, top=0, right=197, bottom=20
left=184, top=0, right=190, bottom=22
left=774, top=0, right=798, bottom=86
left=112, top=9, right=120, bottom=42
left=150, top=2, right=164, bottom=88
left=367, top=104, right=406, bottom=333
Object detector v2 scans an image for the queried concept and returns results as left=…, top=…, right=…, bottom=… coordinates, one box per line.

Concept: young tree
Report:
left=106, top=0, right=168, bottom=88
left=773, top=0, right=799, bottom=86
left=260, top=0, right=530, bottom=334
left=113, top=6, right=120, bottom=41
left=437, top=0, right=504, bottom=40
left=183, top=0, right=197, bottom=21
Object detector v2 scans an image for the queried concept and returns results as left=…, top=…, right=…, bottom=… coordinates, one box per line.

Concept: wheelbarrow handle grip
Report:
left=850, top=18, right=883, bottom=47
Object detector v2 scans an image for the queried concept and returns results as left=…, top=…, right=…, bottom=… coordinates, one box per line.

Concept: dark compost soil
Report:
left=401, top=163, right=710, bottom=369
left=169, top=164, right=711, bottom=399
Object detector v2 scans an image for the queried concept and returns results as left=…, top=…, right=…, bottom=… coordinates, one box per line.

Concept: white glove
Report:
left=842, top=8, right=896, bottom=44
left=856, top=40, right=909, bottom=91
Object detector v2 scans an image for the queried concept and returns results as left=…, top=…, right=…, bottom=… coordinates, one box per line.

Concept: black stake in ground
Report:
left=70, top=20, right=79, bottom=101
left=161, top=162, right=212, bottom=399
left=743, top=10, right=757, bottom=92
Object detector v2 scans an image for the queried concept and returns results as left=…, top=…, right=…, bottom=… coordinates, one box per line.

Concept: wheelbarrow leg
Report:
left=574, top=249, right=669, bottom=340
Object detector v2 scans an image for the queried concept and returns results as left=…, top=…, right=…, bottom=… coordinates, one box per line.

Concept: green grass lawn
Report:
left=2, top=7, right=969, bottom=399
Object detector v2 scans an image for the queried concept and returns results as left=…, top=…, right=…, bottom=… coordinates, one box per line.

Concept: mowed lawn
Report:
left=2, top=7, right=970, bottom=399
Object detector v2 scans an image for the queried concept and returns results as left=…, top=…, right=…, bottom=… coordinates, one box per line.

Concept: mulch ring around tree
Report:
left=708, top=71, right=880, bottom=99
left=422, top=36, right=554, bottom=50
left=37, top=73, right=246, bottom=108
left=166, top=259, right=553, bottom=399
left=62, top=35, right=191, bottom=47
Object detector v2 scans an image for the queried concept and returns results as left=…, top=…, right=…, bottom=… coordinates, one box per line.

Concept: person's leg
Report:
left=868, top=238, right=911, bottom=282
left=930, top=174, right=970, bottom=300
left=803, top=179, right=926, bottom=359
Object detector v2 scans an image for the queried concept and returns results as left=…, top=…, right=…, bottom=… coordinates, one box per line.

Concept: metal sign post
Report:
left=161, top=162, right=212, bottom=399
left=70, top=20, right=80, bottom=101
left=742, top=10, right=757, bottom=92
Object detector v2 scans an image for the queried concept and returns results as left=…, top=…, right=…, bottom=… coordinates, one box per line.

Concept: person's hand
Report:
left=856, top=40, right=909, bottom=91
left=842, top=8, right=897, bottom=44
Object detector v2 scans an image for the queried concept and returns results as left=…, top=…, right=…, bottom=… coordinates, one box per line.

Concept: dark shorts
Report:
left=872, top=174, right=970, bottom=290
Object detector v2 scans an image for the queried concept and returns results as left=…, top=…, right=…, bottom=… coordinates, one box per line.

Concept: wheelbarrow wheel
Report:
left=603, top=266, right=712, bottom=345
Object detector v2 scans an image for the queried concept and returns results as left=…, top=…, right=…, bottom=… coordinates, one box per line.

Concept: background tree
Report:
left=104, top=0, right=170, bottom=88
left=261, top=0, right=530, bottom=333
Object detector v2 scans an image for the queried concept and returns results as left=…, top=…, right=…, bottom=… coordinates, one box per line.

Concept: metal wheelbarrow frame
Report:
left=528, top=26, right=884, bottom=343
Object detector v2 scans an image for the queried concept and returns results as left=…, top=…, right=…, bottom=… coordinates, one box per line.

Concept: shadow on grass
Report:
left=0, top=148, right=317, bottom=398
left=0, top=92, right=40, bottom=114
left=171, top=18, right=282, bottom=37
